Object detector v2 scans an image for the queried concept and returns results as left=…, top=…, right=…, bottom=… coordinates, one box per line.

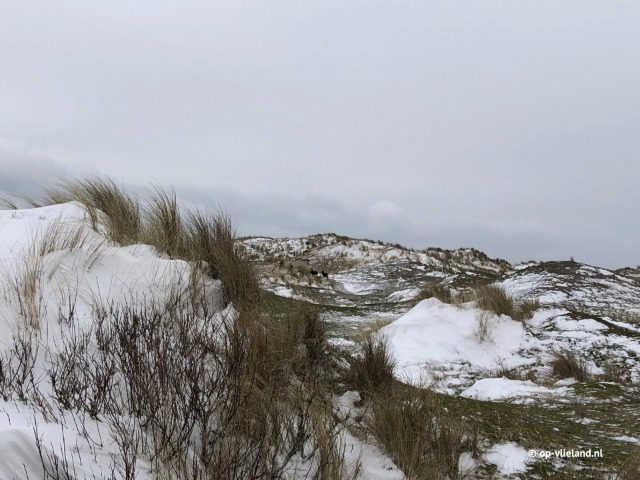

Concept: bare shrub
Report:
left=550, top=349, right=590, bottom=382
left=88, top=295, right=345, bottom=479
left=2, top=332, right=40, bottom=401
left=33, top=421, right=78, bottom=480
left=48, top=321, right=117, bottom=419
left=4, top=177, right=357, bottom=478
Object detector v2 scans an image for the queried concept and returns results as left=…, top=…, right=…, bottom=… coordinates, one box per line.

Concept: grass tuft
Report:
left=368, top=387, right=479, bottom=479
left=416, top=284, right=453, bottom=304
left=550, top=349, right=590, bottom=382
left=144, top=184, right=183, bottom=256
left=45, top=177, right=142, bottom=245
left=346, top=334, right=396, bottom=398
left=475, top=284, right=539, bottom=322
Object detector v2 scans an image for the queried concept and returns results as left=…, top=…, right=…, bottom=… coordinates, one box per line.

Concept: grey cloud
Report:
left=0, top=140, right=85, bottom=202
left=1, top=2, right=639, bottom=268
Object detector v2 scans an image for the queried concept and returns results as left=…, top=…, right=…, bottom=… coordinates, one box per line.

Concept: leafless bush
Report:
left=81, top=296, right=343, bottom=478
left=3, top=332, right=40, bottom=402
left=48, top=322, right=117, bottom=419
left=3, top=177, right=356, bottom=478
left=33, top=421, right=78, bottom=480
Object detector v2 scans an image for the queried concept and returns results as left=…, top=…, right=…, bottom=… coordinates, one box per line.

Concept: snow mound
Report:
left=379, top=298, right=537, bottom=391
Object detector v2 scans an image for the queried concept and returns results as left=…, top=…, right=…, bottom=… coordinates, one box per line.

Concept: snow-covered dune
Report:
left=0, top=203, right=224, bottom=478
left=379, top=298, right=538, bottom=393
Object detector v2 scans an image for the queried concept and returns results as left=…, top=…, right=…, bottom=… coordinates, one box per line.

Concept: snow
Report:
left=328, top=337, right=356, bottom=347
left=0, top=400, right=153, bottom=480
left=387, top=288, right=419, bottom=301
left=273, top=285, right=295, bottom=298
left=379, top=298, right=537, bottom=391
left=612, top=435, right=640, bottom=446
left=0, top=204, right=223, bottom=478
left=460, top=378, right=571, bottom=403
left=575, top=417, right=598, bottom=425
left=335, top=392, right=404, bottom=479
left=483, top=442, right=531, bottom=475
left=4, top=201, right=639, bottom=477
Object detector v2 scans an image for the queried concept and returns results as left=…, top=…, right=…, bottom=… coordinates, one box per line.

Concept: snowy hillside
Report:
left=1, top=185, right=639, bottom=478
left=0, top=195, right=405, bottom=480
left=0, top=203, right=220, bottom=478
left=246, top=233, right=640, bottom=477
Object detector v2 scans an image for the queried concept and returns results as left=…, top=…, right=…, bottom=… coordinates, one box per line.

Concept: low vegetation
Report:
left=368, top=386, right=479, bottom=480
left=5, top=176, right=260, bottom=307
left=1, top=178, right=347, bottom=478
left=474, top=284, right=540, bottom=322
left=345, top=334, right=396, bottom=399
left=416, top=283, right=453, bottom=304
left=550, top=349, right=590, bottom=382
left=344, top=334, right=481, bottom=478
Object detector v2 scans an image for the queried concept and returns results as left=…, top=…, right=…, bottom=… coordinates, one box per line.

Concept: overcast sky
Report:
left=1, top=1, right=639, bottom=268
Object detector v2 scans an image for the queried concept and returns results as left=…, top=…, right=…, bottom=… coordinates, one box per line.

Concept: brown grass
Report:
left=144, top=184, right=183, bottom=256
left=12, top=176, right=261, bottom=309
left=614, top=449, right=640, bottom=479
left=475, top=284, right=540, bottom=322
left=416, top=284, right=453, bottom=304
left=346, top=334, right=396, bottom=398
left=368, top=387, right=479, bottom=479
left=45, top=177, right=143, bottom=245
left=550, top=349, right=590, bottom=382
